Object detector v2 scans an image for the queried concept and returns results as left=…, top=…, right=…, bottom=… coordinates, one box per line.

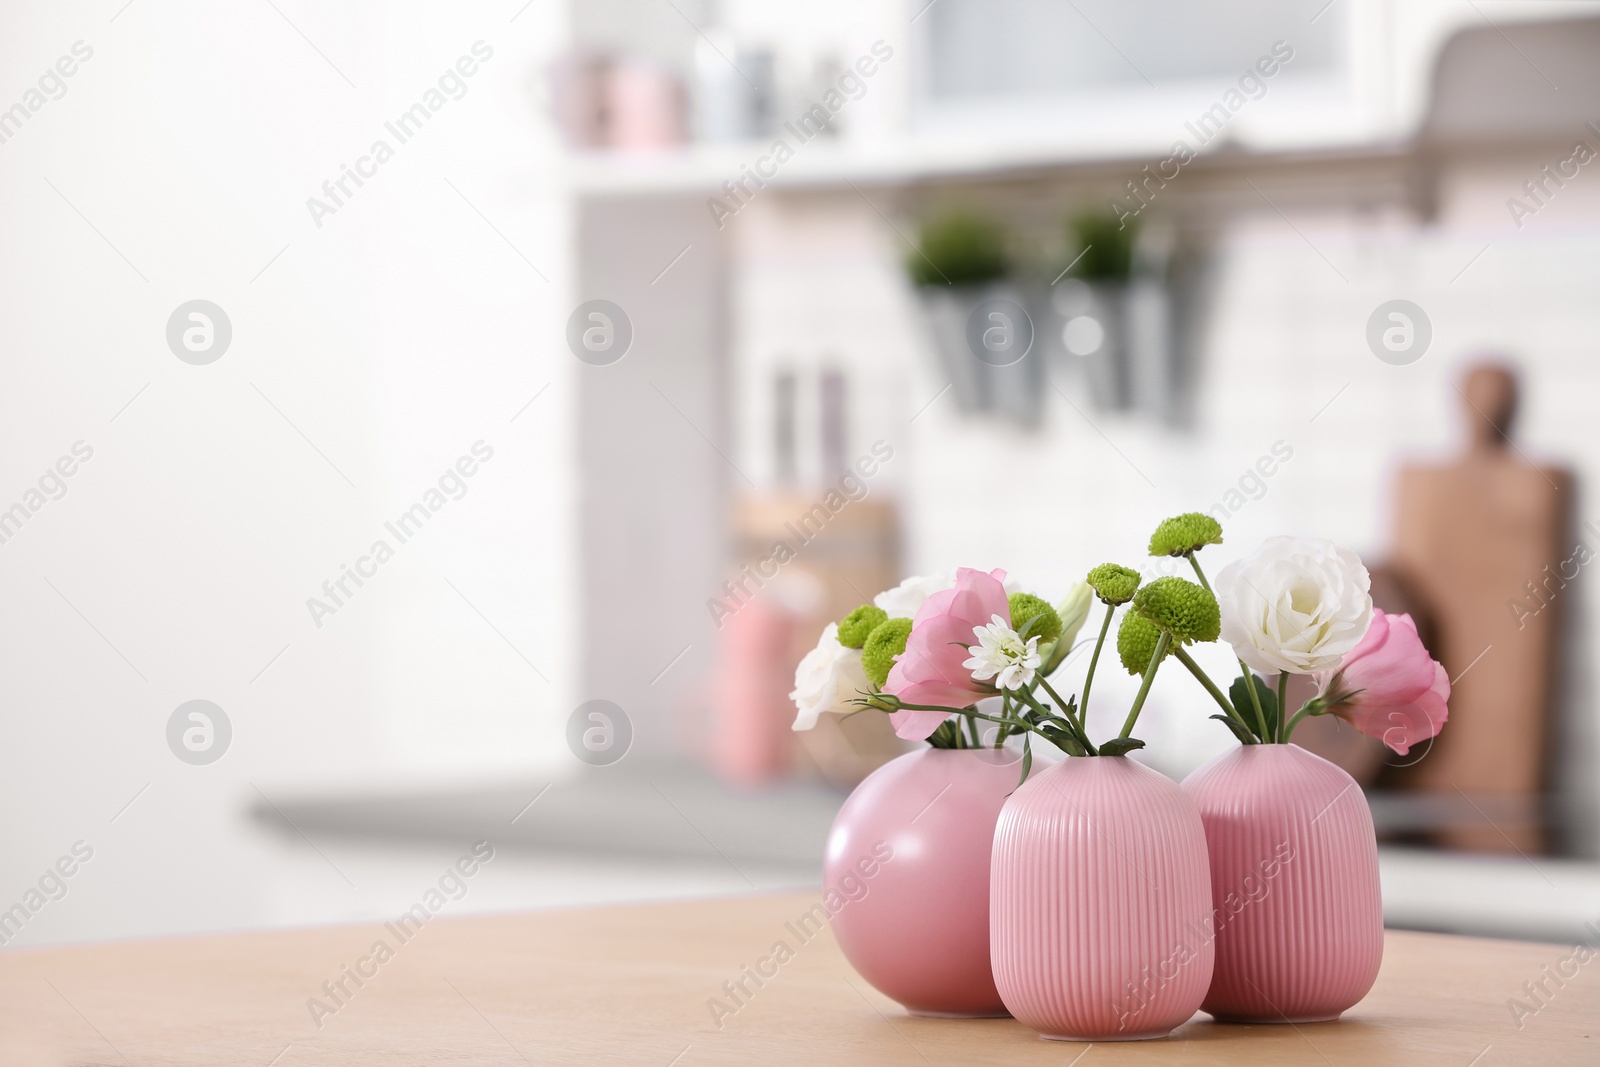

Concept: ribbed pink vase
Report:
left=827, top=747, right=1020, bottom=1016
left=990, top=756, right=1214, bottom=1041
left=1182, top=743, right=1383, bottom=1023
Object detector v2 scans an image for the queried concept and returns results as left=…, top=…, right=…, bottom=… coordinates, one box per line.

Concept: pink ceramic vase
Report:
left=826, top=747, right=1020, bottom=1016
left=990, top=756, right=1214, bottom=1041
left=1181, top=743, right=1383, bottom=1023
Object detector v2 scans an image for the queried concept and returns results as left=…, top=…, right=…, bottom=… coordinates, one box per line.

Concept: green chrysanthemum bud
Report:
left=1118, top=611, right=1168, bottom=675
left=1007, top=592, right=1062, bottom=643
left=1087, top=563, right=1141, bottom=606
left=838, top=604, right=888, bottom=649
left=1132, top=576, right=1221, bottom=644
left=1148, top=512, right=1223, bottom=558
left=861, top=617, right=914, bottom=688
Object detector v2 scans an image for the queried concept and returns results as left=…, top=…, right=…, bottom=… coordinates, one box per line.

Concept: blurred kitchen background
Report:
left=2, top=0, right=1599, bottom=950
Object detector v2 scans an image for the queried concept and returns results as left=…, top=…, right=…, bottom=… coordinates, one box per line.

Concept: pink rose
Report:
left=884, top=567, right=1010, bottom=741
left=1311, top=610, right=1449, bottom=756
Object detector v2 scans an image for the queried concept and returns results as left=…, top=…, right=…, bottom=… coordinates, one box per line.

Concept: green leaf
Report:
left=1031, top=721, right=1086, bottom=760
left=1210, top=713, right=1255, bottom=745
left=927, top=720, right=961, bottom=748
left=1038, top=724, right=1072, bottom=748
left=1228, top=672, right=1279, bottom=741
left=908, top=211, right=1009, bottom=288
left=1099, top=737, right=1146, bottom=757
left=1016, top=737, right=1033, bottom=789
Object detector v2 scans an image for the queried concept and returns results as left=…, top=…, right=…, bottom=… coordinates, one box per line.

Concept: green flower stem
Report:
left=1036, top=675, right=1083, bottom=735
left=986, top=704, right=1087, bottom=753
left=1170, top=645, right=1253, bottom=737
left=1189, top=554, right=1268, bottom=743
left=1119, top=630, right=1172, bottom=740
left=1015, top=686, right=1098, bottom=756
left=965, top=712, right=983, bottom=748
left=1282, top=701, right=1317, bottom=739
left=1281, top=688, right=1363, bottom=741
left=1242, top=672, right=1270, bottom=743
left=886, top=700, right=1064, bottom=750
left=1077, top=603, right=1116, bottom=725
left=1032, top=680, right=1095, bottom=754
left=1276, top=671, right=1289, bottom=744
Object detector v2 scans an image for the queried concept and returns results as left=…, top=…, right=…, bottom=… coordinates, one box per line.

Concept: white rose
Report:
left=790, top=623, right=871, bottom=731
left=1216, top=536, right=1373, bottom=675
left=874, top=569, right=1022, bottom=619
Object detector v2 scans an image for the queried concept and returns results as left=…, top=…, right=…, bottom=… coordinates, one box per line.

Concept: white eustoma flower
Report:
left=1216, top=536, right=1373, bottom=675
left=1056, top=581, right=1093, bottom=647
left=790, top=623, right=871, bottom=731
left=874, top=570, right=957, bottom=619
left=962, top=614, right=1041, bottom=691
left=875, top=569, right=1022, bottom=619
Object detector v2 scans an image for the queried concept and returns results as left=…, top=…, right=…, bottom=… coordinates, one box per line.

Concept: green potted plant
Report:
left=904, top=211, right=1038, bottom=423
left=1042, top=209, right=1139, bottom=411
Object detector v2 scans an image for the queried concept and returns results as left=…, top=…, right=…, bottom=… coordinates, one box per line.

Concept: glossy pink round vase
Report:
left=826, top=747, right=1020, bottom=1016
left=1182, top=743, right=1383, bottom=1023
left=991, top=756, right=1214, bottom=1041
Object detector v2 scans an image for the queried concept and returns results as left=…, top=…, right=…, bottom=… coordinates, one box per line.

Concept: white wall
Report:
left=0, top=0, right=577, bottom=943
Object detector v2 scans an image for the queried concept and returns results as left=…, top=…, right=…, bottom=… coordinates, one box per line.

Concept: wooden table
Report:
left=1, top=892, right=1594, bottom=1065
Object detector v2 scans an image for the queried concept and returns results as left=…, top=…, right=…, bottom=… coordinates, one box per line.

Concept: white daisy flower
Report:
left=962, top=614, right=1041, bottom=691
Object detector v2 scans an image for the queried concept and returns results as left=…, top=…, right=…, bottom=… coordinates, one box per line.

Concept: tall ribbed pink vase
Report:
left=1182, top=743, right=1383, bottom=1023
left=826, top=747, right=1019, bottom=1016
left=991, top=756, right=1214, bottom=1041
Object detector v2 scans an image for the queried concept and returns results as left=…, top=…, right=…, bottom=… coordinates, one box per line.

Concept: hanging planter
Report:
left=906, top=212, right=1040, bottom=424
left=1041, top=277, right=1126, bottom=410
left=1037, top=210, right=1136, bottom=412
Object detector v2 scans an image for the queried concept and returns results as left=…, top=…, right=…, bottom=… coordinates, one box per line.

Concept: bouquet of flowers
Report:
left=792, top=512, right=1450, bottom=769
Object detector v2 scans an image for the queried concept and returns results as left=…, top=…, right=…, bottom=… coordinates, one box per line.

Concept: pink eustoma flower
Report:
left=1311, top=609, right=1449, bottom=756
left=884, top=567, right=1010, bottom=741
